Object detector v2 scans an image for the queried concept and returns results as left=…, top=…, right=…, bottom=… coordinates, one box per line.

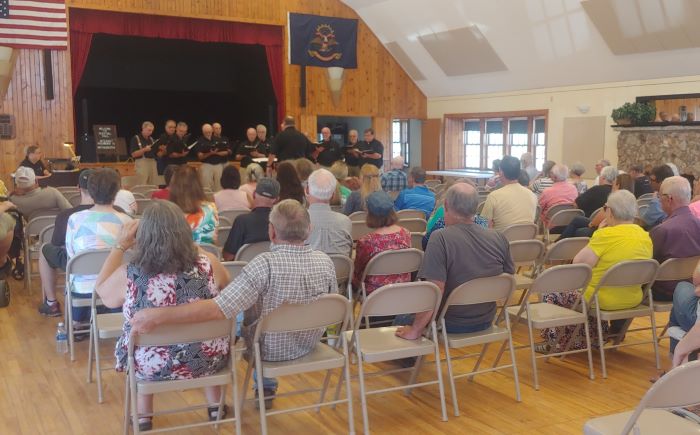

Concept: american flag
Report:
left=0, top=0, right=67, bottom=50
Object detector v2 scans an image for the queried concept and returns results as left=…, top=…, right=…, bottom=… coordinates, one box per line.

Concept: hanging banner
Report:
left=288, top=12, right=358, bottom=68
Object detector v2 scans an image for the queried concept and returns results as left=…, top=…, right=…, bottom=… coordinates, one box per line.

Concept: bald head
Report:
left=445, top=182, right=478, bottom=222
left=202, top=123, right=213, bottom=135
left=246, top=128, right=257, bottom=142
left=391, top=155, right=404, bottom=170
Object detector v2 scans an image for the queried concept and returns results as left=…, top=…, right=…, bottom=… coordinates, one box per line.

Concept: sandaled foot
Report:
left=534, top=342, right=553, bottom=354
left=208, top=404, right=229, bottom=421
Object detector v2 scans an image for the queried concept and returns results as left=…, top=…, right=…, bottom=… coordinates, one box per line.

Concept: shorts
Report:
left=0, top=212, right=16, bottom=240
left=42, top=243, right=67, bottom=270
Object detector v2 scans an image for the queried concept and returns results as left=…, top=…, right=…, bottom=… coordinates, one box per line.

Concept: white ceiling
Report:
left=342, top=0, right=700, bottom=97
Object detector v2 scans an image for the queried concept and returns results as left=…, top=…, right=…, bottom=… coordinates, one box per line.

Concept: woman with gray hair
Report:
left=94, top=200, right=231, bottom=431
left=569, top=162, right=588, bottom=195
left=539, top=190, right=652, bottom=353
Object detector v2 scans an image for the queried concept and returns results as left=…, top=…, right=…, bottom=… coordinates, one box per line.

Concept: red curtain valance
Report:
left=69, top=8, right=285, bottom=123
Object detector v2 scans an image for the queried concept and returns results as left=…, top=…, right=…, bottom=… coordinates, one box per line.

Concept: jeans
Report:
left=253, top=370, right=278, bottom=391
left=393, top=314, right=492, bottom=334
left=71, top=292, right=121, bottom=323
left=669, top=281, right=699, bottom=353
left=559, top=216, right=593, bottom=239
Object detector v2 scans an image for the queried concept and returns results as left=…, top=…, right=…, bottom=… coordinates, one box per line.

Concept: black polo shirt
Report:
left=344, top=142, right=361, bottom=167
left=129, top=134, right=156, bottom=159
left=223, top=207, right=271, bottom=257
left=270, top=126, right=312, bottom=161
left=315, top=140, right=343, bottom=167
left=236, top=140, right=265, bottom=159
left=358, top=139, right=384, bottom=168
left=634, top=176, right=654, bottom=198
left=19, top=157, right=47, bottom=177
left=165, top=135, right=189, bottom=166
left=257, top=138, right=272, bottom=155
left=195, top=136, right=228, bottom=165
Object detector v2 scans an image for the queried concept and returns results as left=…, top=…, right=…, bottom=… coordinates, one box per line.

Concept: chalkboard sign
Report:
left=92, top=124, right=117, bottom=157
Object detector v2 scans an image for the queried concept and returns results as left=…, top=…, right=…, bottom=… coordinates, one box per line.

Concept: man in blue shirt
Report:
left=394, top=167, right=435, bottom=219
left=640, top=164, right=675, bottom=229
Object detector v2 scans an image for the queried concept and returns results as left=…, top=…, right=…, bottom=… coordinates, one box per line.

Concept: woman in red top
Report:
left=353, top=191, right=411, bottom=295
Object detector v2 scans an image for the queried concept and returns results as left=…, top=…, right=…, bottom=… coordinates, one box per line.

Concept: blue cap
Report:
left=366, top=191, right=394, bottom=217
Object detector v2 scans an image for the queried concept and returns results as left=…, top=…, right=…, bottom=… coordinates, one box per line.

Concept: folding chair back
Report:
left=476, top=201, right=486, bottom=215
left=235, top=241, right=270, bottom=262
left=222, top=261, right=246, bottom=281
left=638, top=204, right=649, bottom=217
left=348, top=211, right=367, bottom=222
left=397, top=218, right=427, bottom=233
left=545, top=203, right=574, bottom=221
left=361, top=248, right=423, bottom=282
left=329, top=254, right=353, bottom=298
left=131, top=184, right=158, bottom=195
left=68, top=194, right=82, bottom=207
left=199, top=242, right=221, bottom=259
left=217, top=226, right=232, bottom=247
left=543, top=237, right=590, bottom=263
left=359, top=281, right=441, bottom=319
left=219, top=209, right=248, bottom=225
left=135, top=198, right=154, bottom=215
left=637, top=197, right=653, bottom=207
left=638, top=192, right=655, bottom=200
left=655, top=256, right=700, bottom=282
left=509, top=239, right=545, bottom=268
left=529, top=264, right=593, bottom=296
left=501, top=223, right=538, bottom=241
left=30, top=208, right=61, bottom=220
left=218, top=216, right=233, bottom=227
left=440, top=274, right=515, bottom=312
left=26, top=215, right=56, bottom=238
left=132, top=319, right=232, bottom=347
left=351, top=220, right=372, bottom=241
left=39, top=225, right=55, bottom=246
left=594, top=259, right=658, bottom=290
left=548, top=208, right=584, bottom=228
left=411, top=232, right=424, bottom=250
left=255, top=294, right=350, bottom=337
left=66, top=248, right=111, bottom=276
left=588, top=207, right=603, bottom=222
left=396, top=209, right=424, bottom=220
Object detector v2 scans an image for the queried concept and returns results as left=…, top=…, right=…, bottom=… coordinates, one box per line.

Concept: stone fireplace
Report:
left=616, top=126, right=700, bottom=176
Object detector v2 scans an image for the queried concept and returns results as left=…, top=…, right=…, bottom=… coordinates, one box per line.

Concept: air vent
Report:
left=0, top=114, right=14, bottom=139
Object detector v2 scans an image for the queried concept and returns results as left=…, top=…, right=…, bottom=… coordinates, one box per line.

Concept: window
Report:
left=451, top=111, right=547, bottom=170
left=392, top=119, right=409, bottom=165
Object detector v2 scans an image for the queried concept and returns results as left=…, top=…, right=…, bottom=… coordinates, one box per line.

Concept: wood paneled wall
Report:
left=655, top=98, right=700, bottom=121
left=0, top=0, right=426, bottom=183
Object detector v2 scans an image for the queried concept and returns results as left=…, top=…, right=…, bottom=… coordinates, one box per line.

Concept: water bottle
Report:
left=56, top=322, right=68, bottom=354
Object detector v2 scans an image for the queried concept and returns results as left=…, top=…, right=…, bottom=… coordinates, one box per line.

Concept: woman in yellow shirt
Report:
left=540, top=190, right=652, bottom=352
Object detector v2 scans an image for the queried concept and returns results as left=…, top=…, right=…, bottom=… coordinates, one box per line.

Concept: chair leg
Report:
left=649, top=314, right=661, bottom=370
left=442, top=328, right=460, bottom=417
left=492, top=340, right=508, bottom=369
left=316, top=369, right=333, bottom=413
left=122, top=373, right=130, bottom=435
left=404, top=356, right=424, bottom=396
left=67, top=295, right=76, bottom=362
left=583, top=319, right=595, bottom=380
left=332, top=361, right=345, bottom=410
left=431, top=324, right=448, bottom=422
left=658, top=321, right=669, bottom=343
left=468, top=343, right=490, bottom=382
left=241, top=361, right=253, bottom=404
left=526, top=318, right=539, bottom=390
left=596, top=316, right=607, bottom=379
left=355, top=347, right=370, bottom=435
left=507, top=336, right=522, bottom=402
left=129, top=371, right=140, bottom=435
left=253, top=348, right=268, bottom=435
left=87, top=321, right=94, bottom=384
left=95, top=329, right=104, bottom=403
left=232, top=361, right=242, bottom=435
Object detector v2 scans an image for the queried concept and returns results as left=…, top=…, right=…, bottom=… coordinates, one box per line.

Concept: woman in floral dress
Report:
left=95, top=200, right=230, bottom=431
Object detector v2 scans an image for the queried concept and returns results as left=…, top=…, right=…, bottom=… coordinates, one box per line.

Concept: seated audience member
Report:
left=559, top=171, right=629, bottom=239
left=593, top=159, right=611, bottom=186
left=95, top=201, right=231, bottom=431
left=169, top=166, right=219, bottom=244
left=222, top=178, right=279, bottom=260
left=541, top=190, right=652, bottom=352
left=18, top=145, right=51, bottom=179
left=381, top=156, right=407, bottom=193
left=480, top=156, right=537, bottom=231
left=9, top=167, right=71, bottom=218
left=65, top=169, right=132, bottom=324
left=649, top=176, right=700, bottom=302
left=573, top=165, right=617, bottom=217
left=353, top=191, right=411, bottom=296
left=521, top=152, right=538, bottom=182
left=343, top=164, right=381, bottom=215
left=214, top=165, right=252, bottom=211
left=667, top=162, right=680, bottom=176
left=0, top=201, right=17, bottom=278
left=517, top=169, right=530, bottom=187
left=151, top=164, right=177, bottom=200
left=329, top=161, right=352, bottom=205
left=486, top=159, right=502, bottom=190
left=240, top=163, right=264, bottom=197
left=629, top=164, right=653, bottom=198
left=396, top=183, right=514, bottom=340
left=306, top=169, right=352, bottom=256
left=276, top=161, right=306, bottom=204
left=530, top=160, right=556, bottom=195
left=130, top=199, right=337, bottom=410
left=293, top=158, right=315, bottom=188
left=569, top=162, right=588, bottom=195
left=115, top=189, right=137, bottom=216
left=640, top=164, right=676, bottom=229
left=394, top=167, right=436, bottom=219
left=38, top=169, right=96, bottom=316
left=538, top=163, right=578, bottom=229
left=668, top=261, right=700, bottom=360
left=423, top=180, right=488, bottom=250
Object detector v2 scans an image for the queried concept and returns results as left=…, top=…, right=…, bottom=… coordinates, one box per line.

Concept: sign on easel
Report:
left=93, top=124, right=117, bottom=161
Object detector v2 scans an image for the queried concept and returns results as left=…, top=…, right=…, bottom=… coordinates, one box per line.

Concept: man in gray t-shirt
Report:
left=396, top=182, right=514, bottom=340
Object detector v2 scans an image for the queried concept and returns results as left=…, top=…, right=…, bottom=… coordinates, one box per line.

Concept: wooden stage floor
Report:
left=0, top=279, right=671, bottom=434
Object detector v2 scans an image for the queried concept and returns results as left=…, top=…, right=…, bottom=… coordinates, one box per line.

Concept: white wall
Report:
left=428, top=74, right=700, bottom=172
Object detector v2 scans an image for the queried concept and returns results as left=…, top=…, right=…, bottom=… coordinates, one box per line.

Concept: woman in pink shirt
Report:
left=213, top=165, right=252, bottom=211
left=538, top=163, right=579, bottom=228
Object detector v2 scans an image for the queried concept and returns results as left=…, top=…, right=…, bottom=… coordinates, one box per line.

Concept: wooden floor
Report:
left=0, top=279, right=671, bottom=435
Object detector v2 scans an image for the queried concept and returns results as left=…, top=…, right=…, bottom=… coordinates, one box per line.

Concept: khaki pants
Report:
left=134, top=158, right=159, bottom=186
left=200, top=163, right=225, bottom=192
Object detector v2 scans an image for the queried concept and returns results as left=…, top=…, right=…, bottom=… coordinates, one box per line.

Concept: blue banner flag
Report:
left=289, top=13, right=358, bottom=68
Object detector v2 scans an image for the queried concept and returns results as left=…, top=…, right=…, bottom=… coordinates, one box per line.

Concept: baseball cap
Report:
left=15, top=166, right=36, bottom=189
left=255, top=177, right=280, bottom=199
left=366, top=191, right=394, bottom=217
left=78, top=169, right=95, bottom=190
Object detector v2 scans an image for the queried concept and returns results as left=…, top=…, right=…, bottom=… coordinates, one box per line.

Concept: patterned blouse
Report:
left=185, top=202, right=219, bottom=244
left=115, top=255, right=229, bottom=381
left=353, top=227, right=412, bottom=295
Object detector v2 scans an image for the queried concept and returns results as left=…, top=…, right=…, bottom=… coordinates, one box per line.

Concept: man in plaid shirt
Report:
left=130, top=199, right=337, bottom=409
left=381, top=155, right=407, bottom=193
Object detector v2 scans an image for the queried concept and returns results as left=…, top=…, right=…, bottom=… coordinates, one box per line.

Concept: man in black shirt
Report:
left=37, top=169, right=95, bottom=317
left=212, top=122, right=232, bottom=161
left=256, top=124, right=272, bottom=155
left=165, top=122, right=191, bottom=166
left=196, top=123, right=231, bottom=191
left=313, top=127, right=343, bottom=167
left=129, top=121, right=161, bottom=186
left=156, top=119, right=177, bottom=175
left=344, top=129, right=361, bottom=177
left=18, top=145, right=51, bottom=180
left=629, top=164, right=654, bottom=198
left=267, top=116, right=313, bottom=174
left=354, top=128, right=384, bottom=169
left=223, top=178, right=280, bottom=260
left=236, top=127, right=266, bottom=162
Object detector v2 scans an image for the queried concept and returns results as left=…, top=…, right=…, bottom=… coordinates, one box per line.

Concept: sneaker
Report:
left=255, top=388, right=276, bottom=410
left=208, top=404, right=229, bottom=421
left=138, top=418, right=152, bottom=431
left=38, top=300, right=61, bottom=317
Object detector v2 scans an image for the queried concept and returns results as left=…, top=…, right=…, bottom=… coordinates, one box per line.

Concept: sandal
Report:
left=11, top=260, right=23, bottom=281
left=534, top=342, right=553, bottom=354
left=208, top=404, right=228, bottom=421
left=137, top=418, right=152, bottom=431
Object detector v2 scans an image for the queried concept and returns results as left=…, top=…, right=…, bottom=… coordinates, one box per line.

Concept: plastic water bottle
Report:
left=56, top=322, right=68, bottom=354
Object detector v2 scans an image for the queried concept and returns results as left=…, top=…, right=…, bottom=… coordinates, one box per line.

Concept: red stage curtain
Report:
left=69, top=9, right=285, bottom=123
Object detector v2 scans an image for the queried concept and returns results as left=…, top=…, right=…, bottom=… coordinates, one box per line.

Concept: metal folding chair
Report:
left=235, top=241, right=271, bottom=262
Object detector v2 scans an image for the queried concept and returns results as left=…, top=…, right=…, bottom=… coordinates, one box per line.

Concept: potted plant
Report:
left=611, top=102, right=656, bottom=125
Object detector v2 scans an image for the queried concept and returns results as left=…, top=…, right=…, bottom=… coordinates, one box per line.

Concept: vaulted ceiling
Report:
left=342, top=0, right=700, bottom=97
